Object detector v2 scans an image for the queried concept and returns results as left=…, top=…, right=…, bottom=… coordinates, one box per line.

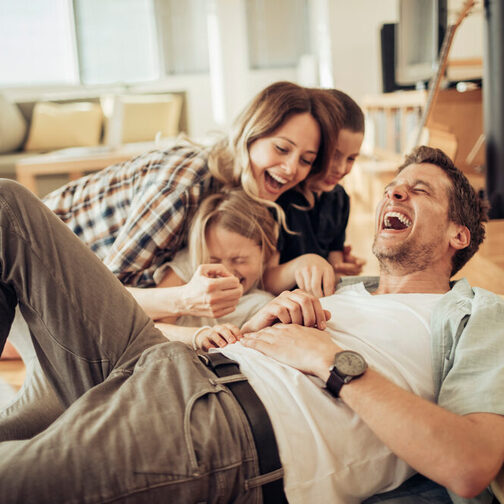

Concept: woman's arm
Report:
left=127, top=268, right=185, bottom=320
left=127, top=263, right=243, bottom=321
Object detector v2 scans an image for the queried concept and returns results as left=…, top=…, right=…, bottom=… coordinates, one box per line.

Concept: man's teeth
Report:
left=384, top=211, right=412, bottom=228
left=267, top=171, right=288, bottom=185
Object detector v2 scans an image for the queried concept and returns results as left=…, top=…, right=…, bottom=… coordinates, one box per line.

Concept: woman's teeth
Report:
left=266, top=171, right=288, bottom=189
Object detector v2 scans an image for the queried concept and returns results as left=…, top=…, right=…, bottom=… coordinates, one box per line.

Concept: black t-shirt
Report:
left=277, top=186, right=350, bottom=264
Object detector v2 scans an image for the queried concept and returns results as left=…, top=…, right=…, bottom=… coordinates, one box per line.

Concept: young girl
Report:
left=264, top=89, right=366, bottom=297
left=150, top=189, right=278, bottom=351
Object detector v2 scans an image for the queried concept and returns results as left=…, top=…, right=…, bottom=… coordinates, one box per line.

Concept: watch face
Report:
left=334, top=350, right=367, bottom=377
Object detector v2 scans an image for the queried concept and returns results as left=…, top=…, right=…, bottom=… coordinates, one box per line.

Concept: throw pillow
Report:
left=24, top=101, right=103, bottom=152
left=0, top=95, right=27, bottom=153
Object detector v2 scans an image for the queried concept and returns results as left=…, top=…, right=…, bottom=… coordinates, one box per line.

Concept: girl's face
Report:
left=309, top=128, right=364, bottom=194
left=205, top=224, right=263, bottom=294
left=248, top=112, right=321, bottom=201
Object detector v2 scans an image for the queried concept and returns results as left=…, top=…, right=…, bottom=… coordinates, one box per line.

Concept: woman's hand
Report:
left=180, top=264, right=243, bottom=318
left=293, top=254, right=338, bottom=298
left=241, top=323, right=340, bottom=380
left=194, top=323, right=243, bottom=351
left=241, top=289, right=330, bottom=334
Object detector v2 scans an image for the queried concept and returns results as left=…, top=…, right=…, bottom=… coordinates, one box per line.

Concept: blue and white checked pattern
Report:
left=44, top=144, right=213, bottom=287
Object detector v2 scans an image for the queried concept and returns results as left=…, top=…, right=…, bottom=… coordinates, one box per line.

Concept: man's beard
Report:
left=372, top=236, right=436, bottom=274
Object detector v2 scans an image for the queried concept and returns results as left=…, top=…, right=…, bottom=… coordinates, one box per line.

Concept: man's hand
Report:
left=294, top=254, right=338, bottom=298
left=180, top=264, right=243, bottom=318
left=194, top=323, right=243, bottom=351
left=241, top=289, right=330, bottom=334
left=332, top=245, right=366, bottom=276
left=241, top=324, right=340, bottom=380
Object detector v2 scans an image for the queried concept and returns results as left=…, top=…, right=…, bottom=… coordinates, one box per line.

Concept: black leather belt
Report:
left=199, top=352, right=287, bottom=503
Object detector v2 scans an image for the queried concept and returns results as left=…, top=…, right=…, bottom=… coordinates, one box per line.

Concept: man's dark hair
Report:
left=397, top=146, right=490, bottom=277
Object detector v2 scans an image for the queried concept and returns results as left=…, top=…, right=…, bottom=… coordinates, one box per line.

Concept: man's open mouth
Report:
left=265, top=170, right=288, bottom=191
left=383, top=211, right=412, bottom=230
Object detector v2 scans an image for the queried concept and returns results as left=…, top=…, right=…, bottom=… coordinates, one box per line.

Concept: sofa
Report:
left=0, top=91, right=186, bottom=196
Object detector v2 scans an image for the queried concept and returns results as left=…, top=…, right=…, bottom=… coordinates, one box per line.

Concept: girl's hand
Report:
left=294, top=254, right=337, bottom=298
left=193, top=323, right=243, bottom=351
left=181, top=264, right=243, bottom=318
left=241, top=289, right=331, bottom=334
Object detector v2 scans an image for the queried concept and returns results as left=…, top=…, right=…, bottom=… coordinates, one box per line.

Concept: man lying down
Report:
left=0, top=146, right=503, bottom=504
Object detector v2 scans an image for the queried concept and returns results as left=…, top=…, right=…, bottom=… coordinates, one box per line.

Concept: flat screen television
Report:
left=395, top=0, right=447, bottom=87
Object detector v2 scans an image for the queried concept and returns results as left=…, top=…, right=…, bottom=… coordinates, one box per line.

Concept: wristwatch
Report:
left=326, top=350, right=368, bottom=398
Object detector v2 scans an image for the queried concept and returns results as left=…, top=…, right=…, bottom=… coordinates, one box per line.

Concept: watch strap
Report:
left=326, top=368, right=347, bottom=398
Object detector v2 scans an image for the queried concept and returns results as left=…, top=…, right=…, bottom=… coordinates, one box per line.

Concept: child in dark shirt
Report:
left=264, top=90, right=365, bottom=297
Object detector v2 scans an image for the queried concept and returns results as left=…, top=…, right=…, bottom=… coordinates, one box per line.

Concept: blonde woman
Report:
left=44, top=82, right=343, bottom=308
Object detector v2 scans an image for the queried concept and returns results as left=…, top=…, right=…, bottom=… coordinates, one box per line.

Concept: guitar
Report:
left=413, top=0, right=476, bottom=151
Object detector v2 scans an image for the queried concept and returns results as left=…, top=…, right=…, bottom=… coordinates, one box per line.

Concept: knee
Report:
left=0, top=179, right=32, bottom=202
left=0, top=180, right=39, bottom=216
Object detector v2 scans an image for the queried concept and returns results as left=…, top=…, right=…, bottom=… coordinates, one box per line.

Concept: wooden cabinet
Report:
left=362, top=87, right=485, bottom=191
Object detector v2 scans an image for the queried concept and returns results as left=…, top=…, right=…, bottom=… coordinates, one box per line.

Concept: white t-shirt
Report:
left=153, top=248, right=274, bottom=328
left=221, top=282, right=443, bottom=504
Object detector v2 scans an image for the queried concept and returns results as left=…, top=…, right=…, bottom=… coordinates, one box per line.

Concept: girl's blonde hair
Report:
left=206, top=81, right=344, bottom=223
left=188, top=190, right=279, bottom=289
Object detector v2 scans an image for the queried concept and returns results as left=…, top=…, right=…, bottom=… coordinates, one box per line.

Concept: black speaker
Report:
left=380, top=23, right=415, bottom=93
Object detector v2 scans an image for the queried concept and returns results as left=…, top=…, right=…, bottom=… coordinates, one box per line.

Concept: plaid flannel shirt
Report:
left=43, top=144, right=214, bottom=287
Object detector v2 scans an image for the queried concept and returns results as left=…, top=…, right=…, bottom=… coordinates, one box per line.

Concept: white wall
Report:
left=329, top=0, right=398, bottom=103
left=197, top=0, right=400, bottom=136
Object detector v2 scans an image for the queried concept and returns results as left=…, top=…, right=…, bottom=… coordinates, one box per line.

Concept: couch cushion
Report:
left=0, top=95, right=27, bottom=154
left=103, top=93, right=183, bottom=146
left=24, top=102, right=103, bottom=152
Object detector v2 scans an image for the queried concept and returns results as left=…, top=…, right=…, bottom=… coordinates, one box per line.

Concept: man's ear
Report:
left=450, top=224, right=470, bottom=250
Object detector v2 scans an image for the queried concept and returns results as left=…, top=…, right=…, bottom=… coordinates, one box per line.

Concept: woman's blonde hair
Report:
left=188, top=190, right=279, bottom=289
left=206, top=81, right=344, bottom=221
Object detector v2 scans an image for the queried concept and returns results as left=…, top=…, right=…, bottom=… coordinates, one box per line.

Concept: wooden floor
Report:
left=1, top=168, right=504, bottom=397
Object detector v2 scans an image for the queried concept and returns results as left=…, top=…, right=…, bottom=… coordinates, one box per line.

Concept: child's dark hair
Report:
left=328, top=89, right=365, bottom=134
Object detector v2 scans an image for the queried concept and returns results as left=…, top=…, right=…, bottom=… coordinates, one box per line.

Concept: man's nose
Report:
left=386, top=184, right=408, bottom=201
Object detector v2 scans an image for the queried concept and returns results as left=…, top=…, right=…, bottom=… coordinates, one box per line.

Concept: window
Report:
left=0, top=0, right=77, bottom=86
left=74, top=0, right=160, bottom=85
left=154, top=0, right=209, bottom=74
left=245, top=0, right=311, bottom=69
left=0, top=0, right=210, bottom=87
